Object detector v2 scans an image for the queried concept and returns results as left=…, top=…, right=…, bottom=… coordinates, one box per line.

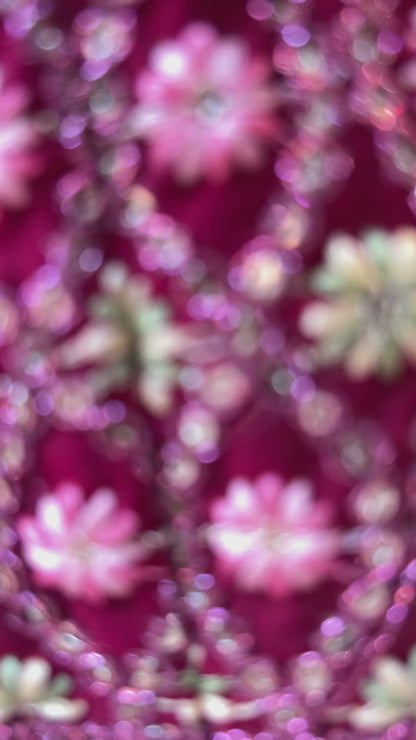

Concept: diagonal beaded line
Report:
left=0, top=2, right=269, bottom=736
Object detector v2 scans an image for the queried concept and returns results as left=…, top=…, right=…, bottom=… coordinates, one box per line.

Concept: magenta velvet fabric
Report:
left=2, top=0, right=416, bottom=736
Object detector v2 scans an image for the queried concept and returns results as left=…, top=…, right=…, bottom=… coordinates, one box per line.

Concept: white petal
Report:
left=17, top=658, right=51, bottom=702
left=350, top=701, right=410, bottom=730
left=0, top=655, right=20, bottom=692
left=33, top=697, right=87, bottom=722
left=227, top=478, right=255, bottom=513
left=37, top=496, right=65, bottom=537
left=280, top=479, right=313, bottom=524
left=326, top=235, right=373, bottom=287
left=25, top=544, right=65, bottom=572
left=373, top=658, right=416, bottom=703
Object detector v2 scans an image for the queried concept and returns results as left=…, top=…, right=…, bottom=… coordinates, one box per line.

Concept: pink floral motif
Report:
left=0, top=70, right=38, bottom=209
left=131, top=22, right=277, bottom=183
left=208, top=474, right=340, bottom=596
left=18, top=484, right=150, bottom=603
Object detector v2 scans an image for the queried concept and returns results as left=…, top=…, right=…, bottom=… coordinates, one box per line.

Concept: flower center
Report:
left=365, top=287, right=401, bottom=338
left=70, top=532, right=100, bottom=564
left=194, top=91, right=229, bottom=124
left=263, top=527, right=293, bottom=553
left=372, top=290, right=395, bottom=324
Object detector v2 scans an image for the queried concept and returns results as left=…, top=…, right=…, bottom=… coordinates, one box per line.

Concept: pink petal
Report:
left=92, top=509, right=139, bottom=544
left=76, top=488, right=117, bottom=532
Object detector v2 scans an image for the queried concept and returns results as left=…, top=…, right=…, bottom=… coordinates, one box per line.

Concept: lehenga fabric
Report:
left=1, top=1, right=416, bottom=739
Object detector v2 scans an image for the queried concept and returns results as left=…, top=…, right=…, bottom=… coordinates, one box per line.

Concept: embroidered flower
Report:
left=350, top=649, right=416, bottom=731
left=131, top=22, right=277, bottom=183
left=157, top=692, right=265, bottom=726
left=0, top=655, right=86, bottom=723
left=0, top=70, right=38, bottom=209
left=18, top=483, right=150, bottom=603
left=58, top=261, right=203, bottom=416
left=300, top=227, right=416, bottom=379
left=208, top=473, right=340, bottom=596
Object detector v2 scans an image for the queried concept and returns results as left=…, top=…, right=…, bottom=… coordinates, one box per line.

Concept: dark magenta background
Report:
left=2, top=0, right=416, bottom=727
